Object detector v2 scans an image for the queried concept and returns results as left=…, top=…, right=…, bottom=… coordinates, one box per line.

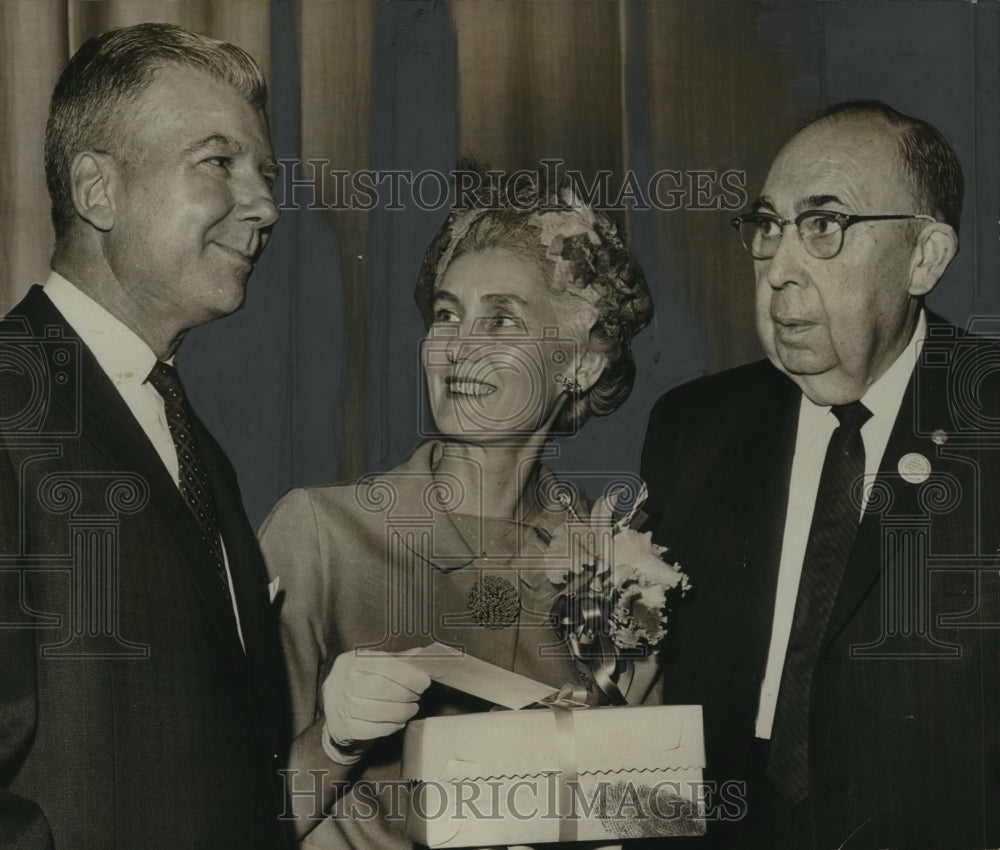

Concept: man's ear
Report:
left=908, top=222, right=958, bottom=298
left=69, top=151, right=118, bottom=232
left=575, top=348, right=608, bottom=394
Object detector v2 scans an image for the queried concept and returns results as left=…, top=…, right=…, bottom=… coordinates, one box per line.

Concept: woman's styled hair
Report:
left=414, top=168, right=653, bottom=433
left=45, top=22, right=269, bottom=240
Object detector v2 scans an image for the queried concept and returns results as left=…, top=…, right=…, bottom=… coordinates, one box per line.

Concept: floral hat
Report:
left=414, top=168, right=652, bottom=349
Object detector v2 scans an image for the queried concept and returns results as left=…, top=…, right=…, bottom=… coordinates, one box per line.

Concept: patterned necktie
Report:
left=767, top=400, right=872, bottom=805
left=147, top=361, right=231, bottom=604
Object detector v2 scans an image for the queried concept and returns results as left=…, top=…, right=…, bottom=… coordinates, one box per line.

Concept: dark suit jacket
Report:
left=0, top=287, right=291, bottom=848
left=641, top=314, right=1000, bottom=849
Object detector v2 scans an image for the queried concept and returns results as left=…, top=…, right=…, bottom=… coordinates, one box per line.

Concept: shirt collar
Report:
left=798, top=310, right=927, bottom=426
left=860, top=309, right=926, bottom=423
left=43, top=271, right=161, bottom=386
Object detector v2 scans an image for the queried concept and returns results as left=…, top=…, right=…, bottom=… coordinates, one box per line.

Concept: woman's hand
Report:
left=320, top=650, right=432, bottom=764
left=286, top=650, right=429, bottom=839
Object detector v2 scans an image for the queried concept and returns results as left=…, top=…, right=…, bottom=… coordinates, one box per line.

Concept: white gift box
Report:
left=401, top=703, right=706, bottom=847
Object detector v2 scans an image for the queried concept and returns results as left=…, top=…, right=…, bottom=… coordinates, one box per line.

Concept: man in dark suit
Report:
left=642, top=101, right=1000, bottom=849
left=0, top=23, right=290, bottom=848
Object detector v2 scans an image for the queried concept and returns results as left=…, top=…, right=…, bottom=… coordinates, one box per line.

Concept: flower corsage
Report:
left=548, top=483, right=689, bottom=703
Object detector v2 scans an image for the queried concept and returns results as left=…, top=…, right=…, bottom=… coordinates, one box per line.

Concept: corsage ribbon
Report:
left=552, top=585, right=633, bottom=705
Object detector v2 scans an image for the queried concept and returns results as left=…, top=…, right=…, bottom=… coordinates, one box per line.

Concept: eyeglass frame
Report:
left=730, top=210, right=937, bottom=260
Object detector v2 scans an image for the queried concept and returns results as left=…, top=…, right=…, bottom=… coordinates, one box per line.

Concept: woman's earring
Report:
left=559, top=374, right=582, bottom=395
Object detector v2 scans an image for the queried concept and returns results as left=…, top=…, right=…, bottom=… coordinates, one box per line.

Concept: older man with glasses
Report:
left=641, top=100, right=1000, bottom=849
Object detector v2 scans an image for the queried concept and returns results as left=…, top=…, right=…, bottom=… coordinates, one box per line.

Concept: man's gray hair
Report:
left=811, top=100, right=964, bottom=234
left=45, top=22, right=269, bottom=239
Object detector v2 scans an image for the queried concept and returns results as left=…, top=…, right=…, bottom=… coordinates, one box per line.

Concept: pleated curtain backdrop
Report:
left=0, top=0, right=995, bottom=525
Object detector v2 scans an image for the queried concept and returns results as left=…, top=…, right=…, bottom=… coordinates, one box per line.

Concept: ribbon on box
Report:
left=537, top=682, right=589, bottom=710
left=400, top=646, right=605, bottom=843
left=554, top=706, right=580, bottom=843
left=535, top=683, right=588, bottom=844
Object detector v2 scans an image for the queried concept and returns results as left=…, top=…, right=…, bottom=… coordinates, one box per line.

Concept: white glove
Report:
left=320, top=650, right=431, bottom=764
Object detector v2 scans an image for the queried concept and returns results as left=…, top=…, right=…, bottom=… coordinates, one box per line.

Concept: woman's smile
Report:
left=446, top=375, right=498, bottom=396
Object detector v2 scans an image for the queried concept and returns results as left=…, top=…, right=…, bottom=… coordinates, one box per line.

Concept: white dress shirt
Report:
left=755, top=311, right=927, bottom=738
left=43, top=272, right=245, bottom=648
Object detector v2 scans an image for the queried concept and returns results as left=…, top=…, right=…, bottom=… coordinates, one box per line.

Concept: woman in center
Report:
left=261, top=172, right=656, bottom=847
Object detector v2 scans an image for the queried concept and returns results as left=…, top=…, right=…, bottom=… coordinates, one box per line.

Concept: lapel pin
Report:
left=931, top=429, right=948, bottom=446
left=898, top=452, right=932, bottom=484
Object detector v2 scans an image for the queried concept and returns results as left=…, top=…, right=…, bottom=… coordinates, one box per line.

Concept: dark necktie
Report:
left=146, top=361, right=232, bottom=605
left=767, top=400, right=873, bottom=805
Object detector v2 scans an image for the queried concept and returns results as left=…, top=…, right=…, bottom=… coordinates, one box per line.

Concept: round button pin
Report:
left=898, top=452, right=932, bottom=484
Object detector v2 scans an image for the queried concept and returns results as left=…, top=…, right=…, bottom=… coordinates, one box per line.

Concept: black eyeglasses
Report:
left=730, top=210, right=936, bottom=260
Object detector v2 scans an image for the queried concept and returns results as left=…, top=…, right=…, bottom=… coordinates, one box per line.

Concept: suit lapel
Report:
left=193, top=412, right=291, bottom=755
left=192, top=413, right=271, bottom=653
left=18, top=287, right=247, bottom=666
left=741, top=367, right=802, bottom=673
left=822, top=315, right=960, bottom=649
